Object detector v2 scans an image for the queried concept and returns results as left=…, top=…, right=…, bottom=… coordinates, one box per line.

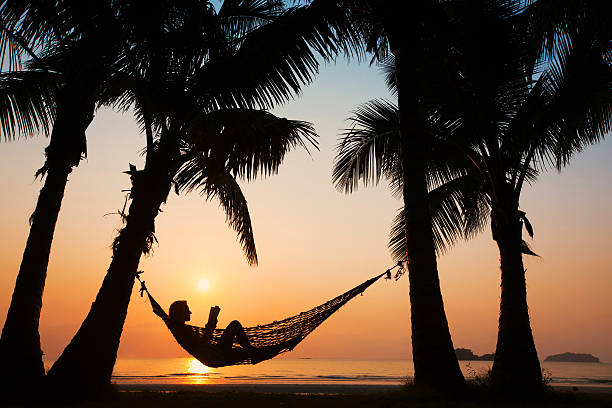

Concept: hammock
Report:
left=137, top=262, right=404, bottom=368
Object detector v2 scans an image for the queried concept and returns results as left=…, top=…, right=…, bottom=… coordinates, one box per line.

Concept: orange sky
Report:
left=1, top=60, right=611, bottom=363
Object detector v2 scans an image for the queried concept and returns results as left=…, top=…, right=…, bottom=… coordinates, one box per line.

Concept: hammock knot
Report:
left=135, top=270, right=147, bottom=297
left=394, top=262, right=406, bottom=281
left=139, top=281, right=147, bottom=298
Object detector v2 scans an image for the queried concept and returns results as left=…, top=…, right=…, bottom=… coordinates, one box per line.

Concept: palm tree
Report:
left=446, top=0, right=609, bottom=389
left=0, top=0, right=141, bottom=391
left=45, top=0, right=349, bottom=394
left=336, top=0, right=611, bottom=390
left=330, top=0, right=467, bottom=391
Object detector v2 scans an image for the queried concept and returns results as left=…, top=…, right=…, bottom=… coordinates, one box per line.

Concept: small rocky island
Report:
left=455, top=348, right=495, bottom=361
left=544, top=352, right=600, bottom=363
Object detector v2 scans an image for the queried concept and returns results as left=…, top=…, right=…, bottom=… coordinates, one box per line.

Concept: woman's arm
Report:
left=148, top=293, right=169, bottom=320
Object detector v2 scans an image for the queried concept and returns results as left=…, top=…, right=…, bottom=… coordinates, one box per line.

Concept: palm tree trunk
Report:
left=0, top=98, right=94, bottom=395
left=46, top=160, right=172, bottom=395
left=0, top=163, right=70, bottom=390
left=395, top=51, right=465, bottom=391
left=491, top=210, right=542, bottom=390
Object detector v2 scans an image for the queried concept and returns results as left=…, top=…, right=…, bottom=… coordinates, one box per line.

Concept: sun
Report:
left=186, top=358, right=211, bottom=375
left=197, top=278, right=210, bottom=292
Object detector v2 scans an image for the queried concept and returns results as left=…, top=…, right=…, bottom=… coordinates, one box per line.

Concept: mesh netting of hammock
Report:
left=137, top=262, right=405, bottom=368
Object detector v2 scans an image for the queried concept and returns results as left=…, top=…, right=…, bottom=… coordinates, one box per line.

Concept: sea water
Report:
left=99, top=358, right=612, bottom=389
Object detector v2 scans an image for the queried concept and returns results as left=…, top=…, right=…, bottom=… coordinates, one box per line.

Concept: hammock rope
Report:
left=136, top=261, right=405, bottom=367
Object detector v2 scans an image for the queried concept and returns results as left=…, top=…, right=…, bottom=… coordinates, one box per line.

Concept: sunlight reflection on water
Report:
left=185, top=359, right=212, bottom=384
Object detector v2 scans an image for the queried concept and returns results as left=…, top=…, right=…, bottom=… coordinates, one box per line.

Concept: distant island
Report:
left=544, top=352, right=600, bottom=363
left=455, top=348, right=495, bottom=361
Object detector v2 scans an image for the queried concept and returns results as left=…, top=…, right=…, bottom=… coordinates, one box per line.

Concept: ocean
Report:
left=97, top=358, right=612, bottom=389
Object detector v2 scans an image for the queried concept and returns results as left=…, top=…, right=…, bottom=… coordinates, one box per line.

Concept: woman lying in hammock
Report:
left=155, top=299, right=299, bottom=367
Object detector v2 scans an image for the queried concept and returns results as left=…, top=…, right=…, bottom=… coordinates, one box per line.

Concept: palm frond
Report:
left=525, top=0, right=611, bottom=64
left=0, top=70, right=59, bottom=140
left=193, top=0, right=361, bottom=110
left=520, top=211, right=534, bottom=238
left=333, top=99, right=399, bottom=193
left=389, top=173, right=489, bottom=260
left=379, top=55, right=396, bottom=96
left=180, top=109, right=317, bottom=182
left=178, top=160, right=258, bottom=266
left=543, top=32, right=612, bottom=170
left=521, top=239, right=539, bottom=257
left=0, top=0, right=60, bottom=70
left=388, top=207, right=407, bottom=262
left=218, top=0, right=283, bottom=41
left=214, top=172, right=258, bottom=266
left=0, top=16, right=38, bottom=70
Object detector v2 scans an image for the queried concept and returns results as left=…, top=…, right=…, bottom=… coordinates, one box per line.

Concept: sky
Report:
left=0, top=58, right=611, bottom=364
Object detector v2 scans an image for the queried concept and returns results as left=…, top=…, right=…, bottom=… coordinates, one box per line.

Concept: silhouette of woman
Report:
left=165, top=300, right=298, bottom=366
left=169, top=301, right=254, bottom=353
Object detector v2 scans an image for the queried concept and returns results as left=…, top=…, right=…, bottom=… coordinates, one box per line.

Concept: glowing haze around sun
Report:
left=198, top=278, right=210, bottom=292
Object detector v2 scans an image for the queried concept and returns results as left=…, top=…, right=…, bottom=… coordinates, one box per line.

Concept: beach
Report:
left=105, top=357, right=612, bottom=390
left=4, top=359, right=604, bottom=406
left=88, top=369, right=612, bottom=408
left=104, top=358, right=612, bottom=406
left=115, top=382, right=612, bottom=395
left=11, top=382, right=611, bottom=408
left=46, top=384, right=612, bottom=408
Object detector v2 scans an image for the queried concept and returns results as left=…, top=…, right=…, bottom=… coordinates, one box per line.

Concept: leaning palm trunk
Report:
left=0, top=164, right=70, bottom=390
left=0, top=90, right=95, bottom=393
left=490, top=206, right=542, bottom=390
left=395, top=51, right=465, bottom=391
left=47, top=150, right=174, bottom=394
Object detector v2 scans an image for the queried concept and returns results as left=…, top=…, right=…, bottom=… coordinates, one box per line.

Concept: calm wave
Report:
left=73, top=358, right=612, bottom=388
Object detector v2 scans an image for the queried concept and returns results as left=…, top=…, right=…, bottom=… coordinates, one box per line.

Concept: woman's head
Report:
left=169, top=300, right=191, bottom=323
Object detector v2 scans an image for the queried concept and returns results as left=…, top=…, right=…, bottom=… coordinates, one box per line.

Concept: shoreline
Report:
left=114, top=383, right=612, bottom=395
left=116, top=383, right=400, bottom=394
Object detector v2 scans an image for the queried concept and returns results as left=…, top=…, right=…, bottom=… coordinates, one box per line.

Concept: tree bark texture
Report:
left=491, top=208, right=542, bottom=390
left=0, top=164, right=70, bottom=391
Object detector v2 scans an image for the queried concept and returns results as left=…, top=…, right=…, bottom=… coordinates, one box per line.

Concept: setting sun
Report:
left=197, top=278, right=210, bottom=292
left=186, top=358, right=211, bottom=375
